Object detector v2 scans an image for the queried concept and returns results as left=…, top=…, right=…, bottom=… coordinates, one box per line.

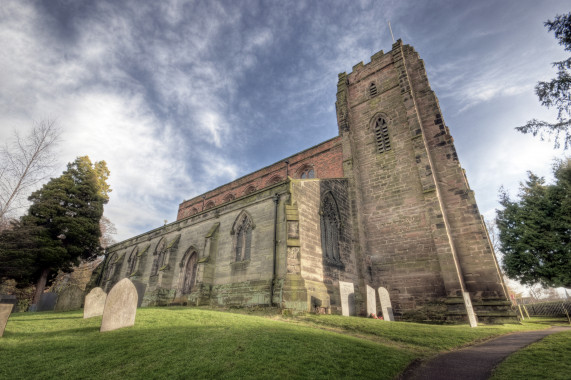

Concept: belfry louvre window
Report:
left=369, top=82, right=377, bottom=97
left=374, top=117, right=391, bottom=153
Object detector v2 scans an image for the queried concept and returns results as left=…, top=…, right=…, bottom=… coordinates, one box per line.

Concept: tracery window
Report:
left=244, top=185, right=256, bottom=195
left=127, top=247, right=138, bottom=275
left=369, top=82, right=378, bottom=97
left=151, top=239, right=166, bottom=276
left=181, top=250, right=198, bottom=294
left=320, top=193, right=341, bottom=263
left=299, top=165, right=315, bottom=179
left=233, top=212, right=254, bottom=262
left=189, top=207, right=198, bottom=216
left=374, top=116, right=391, bottom=153
left=106, top=254, right=117, bottom=281
left=267, top=175, right=283, bottom=185
left=223, top=193, right=235, bottom=203
left=205, top=200, right=215, bottom=210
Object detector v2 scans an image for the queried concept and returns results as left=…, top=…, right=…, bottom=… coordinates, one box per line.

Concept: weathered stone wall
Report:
left=287, top=179, right=354, bottom=314
left=103, top=182, right=289, bottom=308
left=337, top=40, right=508, bottom=319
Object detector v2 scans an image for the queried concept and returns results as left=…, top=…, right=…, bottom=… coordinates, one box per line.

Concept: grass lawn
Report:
left=490, top=328, right=571, bottom=380
left=0, top=308, right=565, bottom=379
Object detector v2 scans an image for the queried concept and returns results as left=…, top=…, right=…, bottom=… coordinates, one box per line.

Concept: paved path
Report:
left=401, top=326, right=570, bottom=380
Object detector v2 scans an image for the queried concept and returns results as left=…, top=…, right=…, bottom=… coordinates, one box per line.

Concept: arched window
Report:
left=223, top=193, right=235, bottom=203
left=205, top=200, right=215, bottom=210
left=189, top=207, right=198, bottom=216
left=233, top=212, right=254, bottom=262
left=181, top=250, right=198, bottom=294
left=320, top=193, right=341, bottom=263
left=298, top=165, right=315, bottom=179
left=106, top=254, right=117, bottom=281
left=244, top=185, right=256, bottom=195
left=267, top=175, right=283, bottom=186
left=151, top=239, right=166, bottom=276
left=127, top=247, right=138, bottom=275
left=369, top=82, right=378, bottom=97
left=373, top=116, right=391, bottom=153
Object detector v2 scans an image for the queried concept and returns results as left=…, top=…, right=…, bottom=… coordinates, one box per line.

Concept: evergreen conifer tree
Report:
left=0, top=156, right=110, bottom=303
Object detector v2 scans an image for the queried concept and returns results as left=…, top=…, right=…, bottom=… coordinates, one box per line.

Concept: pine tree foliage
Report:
left=516, top=13, right=571, bottom=149
left=0, top=156, right=110, bottom=287
left=496, top=159, right=571, bottom=288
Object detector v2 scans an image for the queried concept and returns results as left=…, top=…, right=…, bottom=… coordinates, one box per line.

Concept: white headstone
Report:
left=100, top=278, right=138, bottom=332
left=463, top=291, right=478, bottom=327
left=378, top=287, right=395, bottom=321
left=366, top=285, right=376, bottom=316
left=339, top=281, right=355, bottom=316
left=84, top=287, right=107, bottom=319
left=0, top=303, right=14, bottom=337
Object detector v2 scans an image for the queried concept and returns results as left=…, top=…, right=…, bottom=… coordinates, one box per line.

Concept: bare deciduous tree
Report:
left=99, top=215, right=117, bottom=249
left=0, top=120, right=61, bottom=227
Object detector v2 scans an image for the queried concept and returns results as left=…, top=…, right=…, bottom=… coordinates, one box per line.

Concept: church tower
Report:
left=336, top=40, right=512, bottom=321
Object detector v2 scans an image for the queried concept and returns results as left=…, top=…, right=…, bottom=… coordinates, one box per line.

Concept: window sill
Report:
left=230, top=260, right=250, bottom=271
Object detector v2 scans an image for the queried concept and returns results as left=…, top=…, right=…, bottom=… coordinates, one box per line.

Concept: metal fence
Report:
left=517, top=300, right=571, bottom=317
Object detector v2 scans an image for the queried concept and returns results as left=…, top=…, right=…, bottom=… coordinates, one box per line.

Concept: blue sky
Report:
left=0, top=0, right=568, bottom=242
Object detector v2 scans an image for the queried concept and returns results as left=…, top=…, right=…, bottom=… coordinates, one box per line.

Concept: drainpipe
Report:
left=284, top=160, right=289, bottom=179
left=270, top=193, right=280, bottom=306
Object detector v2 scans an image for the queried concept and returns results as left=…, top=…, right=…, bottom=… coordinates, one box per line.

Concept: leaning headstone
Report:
left=463, top=291, right=478, bottom=327
left=55, top=286, right=84, bottom=312
left=131, top=281, right=147, bottom=308
left=366, top=285, right=377, bottom=316
left=378, top=287, right=395, bottom=321
left=37, top=292, right=58, bottom=311
left=84, top=287, right=107, bottom=319
left=0, top=295, right=18, bottom=313
left=100, top=278, right=138, bottom=332
left=0, top=303, right=14, bottom=337
left=339, top=281, right=355, bottom=316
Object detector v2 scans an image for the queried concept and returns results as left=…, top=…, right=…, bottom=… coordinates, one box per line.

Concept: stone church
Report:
left=98, top=40, right=512, bottom=321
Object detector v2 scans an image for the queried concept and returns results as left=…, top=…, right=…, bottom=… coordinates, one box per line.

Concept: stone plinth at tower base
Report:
left=444, top=296, right=516, bottom=323
left=100, top=278, right=138, bottom=332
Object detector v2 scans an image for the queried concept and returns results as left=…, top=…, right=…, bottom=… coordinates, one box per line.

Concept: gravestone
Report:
left=366, top=285, right=376, bottom=316
left=37, top=292, right=58, bottom=311
left=84, top=287, right=107, bottom=319
left=0, top=295, right=18, bottom=313
left=378, top=287, right=395, bottom=321
left=100, top=278, right=138, bottom=332
left=463, top=291, right=478, bottom=327
left=55, top=286, right=84, bottom=312
left=339, top=281, right=355, bottom=316
left=131, top=281, right=147, bottom=308
left=0, top=303, right=14, bottom=337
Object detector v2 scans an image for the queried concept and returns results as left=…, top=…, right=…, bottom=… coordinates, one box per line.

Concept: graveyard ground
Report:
left=490, top=327, right=571, bottom=380
left=0, top=308, right=569, bottom=379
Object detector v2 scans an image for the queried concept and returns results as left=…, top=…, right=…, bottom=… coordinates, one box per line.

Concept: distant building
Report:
left=99, top=41, right=513, bottom=322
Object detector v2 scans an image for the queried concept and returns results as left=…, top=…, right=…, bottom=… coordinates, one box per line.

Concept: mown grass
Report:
left=490, top=328, right=571, bottom=380
left=1, top=308, right=415, bottom=379
left=294, top=314, right=558, bottom=353
left=0, top=308, right=565, bottom=379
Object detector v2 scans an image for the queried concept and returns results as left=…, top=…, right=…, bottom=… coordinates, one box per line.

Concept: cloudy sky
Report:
left=1, top=0, right=568, bottom=242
